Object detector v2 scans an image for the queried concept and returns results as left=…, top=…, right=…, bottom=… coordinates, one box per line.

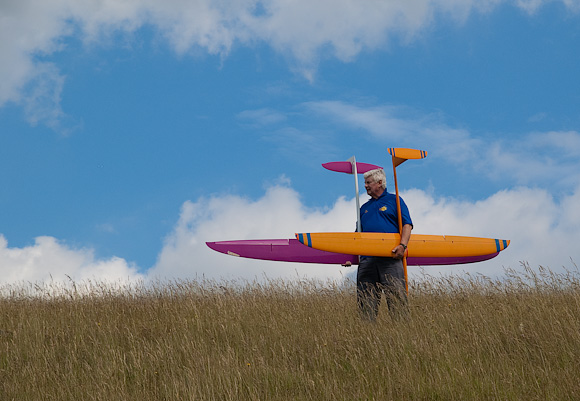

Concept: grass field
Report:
left=1, top=264, right=579, bottom=400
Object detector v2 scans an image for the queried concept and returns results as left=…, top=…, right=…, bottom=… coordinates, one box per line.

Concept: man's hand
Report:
left=391, top=244, right=406, bottom=260
left=392, top=224, right=412, bottom=260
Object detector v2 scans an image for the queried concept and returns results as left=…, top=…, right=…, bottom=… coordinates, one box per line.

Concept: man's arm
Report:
left=391, top=224, right=412, bottom=259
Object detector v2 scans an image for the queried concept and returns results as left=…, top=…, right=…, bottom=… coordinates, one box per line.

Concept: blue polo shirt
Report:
left=360, top=191, right=413, bottom=233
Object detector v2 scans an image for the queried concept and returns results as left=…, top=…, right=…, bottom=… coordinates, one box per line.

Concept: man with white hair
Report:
left=358, top=168, right=412, bottom=320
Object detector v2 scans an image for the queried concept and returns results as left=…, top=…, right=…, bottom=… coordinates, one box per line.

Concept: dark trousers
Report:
left=357, top=256, right=408, bottom=321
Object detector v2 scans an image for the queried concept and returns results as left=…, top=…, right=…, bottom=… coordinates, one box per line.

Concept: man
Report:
left=357, top=168, right=412, bottom=321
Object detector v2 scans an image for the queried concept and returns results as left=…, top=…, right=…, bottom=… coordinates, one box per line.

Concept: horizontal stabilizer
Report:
left=388, top=148, right=428, bottom=167
left=322, top=161, right=382, bottom=174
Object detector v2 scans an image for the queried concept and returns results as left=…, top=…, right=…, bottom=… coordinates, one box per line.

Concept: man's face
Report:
left=364, top=177, right=384, bottom=199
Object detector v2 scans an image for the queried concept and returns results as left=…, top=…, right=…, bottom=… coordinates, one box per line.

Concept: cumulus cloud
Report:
left=405, top=186, right=580, bottom=277
left=1, top=182, right=578, bottom=286
left=149, top=182, right=580, bottom=282
left=2, top=0, right=578, bottom=126
left=147, top=184, right=357, bottom=282
left=0, top=235, right=143, bottom=284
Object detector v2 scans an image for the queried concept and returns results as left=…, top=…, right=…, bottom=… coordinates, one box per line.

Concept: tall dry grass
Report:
left=1, top=264, right=579, bottom=400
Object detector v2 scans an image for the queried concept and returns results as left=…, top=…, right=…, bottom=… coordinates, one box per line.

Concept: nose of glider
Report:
left=496, top=239, right=510, bottom=251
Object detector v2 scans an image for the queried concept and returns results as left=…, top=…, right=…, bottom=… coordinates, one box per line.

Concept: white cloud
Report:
left=147, top=184, right=357, bottom=282
left=149, top=181, right=580, bottom=282
left=0, top=0, right=71, bottom=127
left=304, top=100, right=580, bottom=190
left=20, top=63, right=68, bottom=130
left=527, top=131, right=580, bottom=159
left=1, top=182, right=578, bottom=286
left=404, top=186, right=580, bottom=277
left=2, top=0, right=579, bottom=127
left=0, top=235, right=143, bottom=284
left=237, top=108, right=288, bottom=127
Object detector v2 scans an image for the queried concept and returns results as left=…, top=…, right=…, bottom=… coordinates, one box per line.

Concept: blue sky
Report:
left=1, top=0, right=579, bottom=284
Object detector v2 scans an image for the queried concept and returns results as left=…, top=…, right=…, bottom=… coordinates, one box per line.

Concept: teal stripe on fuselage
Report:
left=307, top=233, right=312, bottom=247
left=495, top=239, right=500, bottom=252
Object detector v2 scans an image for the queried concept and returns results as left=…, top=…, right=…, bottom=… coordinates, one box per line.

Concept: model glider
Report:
left=205, top=238, right=503, bottom=265
left=205, top=148, right=510, bottom=269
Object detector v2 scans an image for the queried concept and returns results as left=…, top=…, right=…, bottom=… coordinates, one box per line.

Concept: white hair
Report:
left=363, top=168, right=386, bottom=189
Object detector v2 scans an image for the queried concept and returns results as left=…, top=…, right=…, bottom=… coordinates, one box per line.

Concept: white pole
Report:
left=348, top=156, right=362, bottom=232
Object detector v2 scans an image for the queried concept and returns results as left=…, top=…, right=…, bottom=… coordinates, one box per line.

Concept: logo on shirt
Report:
left=379, top=206, right=387, bottom=212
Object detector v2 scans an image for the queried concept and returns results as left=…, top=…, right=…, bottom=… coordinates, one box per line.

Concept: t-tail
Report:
left=322, top=157, right=383, bottom=233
